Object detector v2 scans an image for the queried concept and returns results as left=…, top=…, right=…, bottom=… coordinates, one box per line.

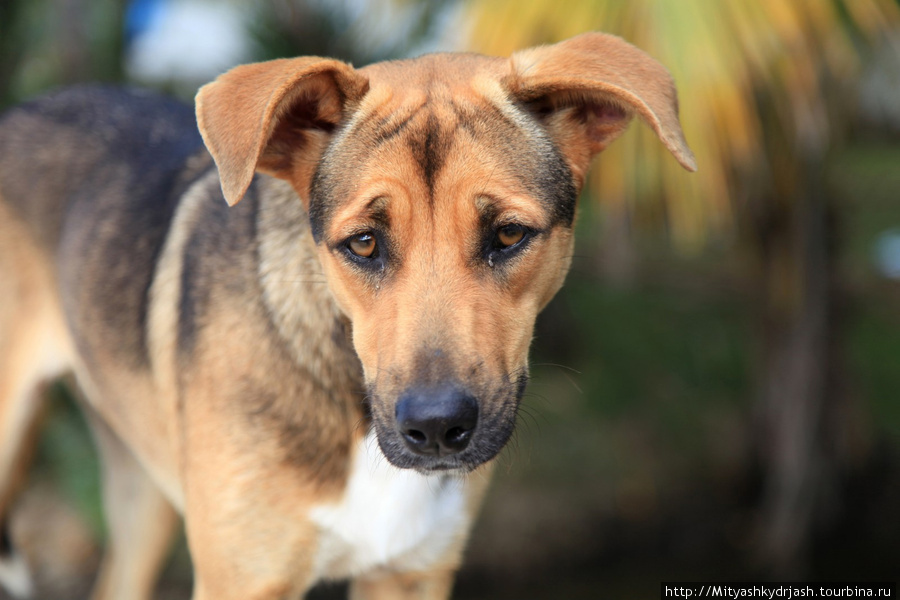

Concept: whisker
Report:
left=515, top=400, right=545, bottom=438
left=560, top=371, right=583, bottom=395
left=531, top=362, right=581, bottom=374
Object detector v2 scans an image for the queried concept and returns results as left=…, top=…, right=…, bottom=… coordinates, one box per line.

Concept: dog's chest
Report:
left=309, top=433, right=471, bottom=580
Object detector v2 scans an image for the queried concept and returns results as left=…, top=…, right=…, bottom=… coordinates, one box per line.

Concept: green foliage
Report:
left=831, top=143, right=900, bottom=439
left=550, top=282, right=748, bottom=419
left=850, top=300, right=900, bottom=438
left=36, top=385, right=105, bottom=538
left=0, top=0, right=125, bottom=107
left=246, top=0, right=456, bottom=64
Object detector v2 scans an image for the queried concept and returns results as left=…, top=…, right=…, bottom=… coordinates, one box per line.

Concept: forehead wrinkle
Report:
left=448, top=97, right=544, bottom=178
left=360, top=102, right=426, bottom=148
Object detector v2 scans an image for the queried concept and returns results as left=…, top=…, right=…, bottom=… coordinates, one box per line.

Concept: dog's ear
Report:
left=196, top=58, right=369, bottom=206
left=505, top=32, right=696, bottom=185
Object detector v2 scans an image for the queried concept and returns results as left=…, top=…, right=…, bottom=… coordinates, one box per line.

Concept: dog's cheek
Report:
left=349, top=321, right=383, bottom=383
left=315, top=251, right=380, bottom=372
left=533, top=229, right=576, bottom=310
left=317, top=252, right=353, bottom=314
left=485, top=231, right=576, bottom=372
left=497, top=229, right=574, bottom=315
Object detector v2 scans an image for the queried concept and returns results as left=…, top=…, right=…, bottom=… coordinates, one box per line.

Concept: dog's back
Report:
left=0, top=87, right=204, bottom=249
left=0, top=87, right=212, bottom=596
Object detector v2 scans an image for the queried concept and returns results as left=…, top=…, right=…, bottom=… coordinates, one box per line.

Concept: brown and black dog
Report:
left=0, top=33, right=695, bottom=599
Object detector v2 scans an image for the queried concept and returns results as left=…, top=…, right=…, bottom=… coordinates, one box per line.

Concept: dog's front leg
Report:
left=185, top=470, right=320, bottom=600
left=180, top=396, right=325, bottom=600
left=349, top=570, right=456, bottom=600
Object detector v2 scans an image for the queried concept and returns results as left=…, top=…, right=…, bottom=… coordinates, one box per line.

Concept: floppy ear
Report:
left=196, top=57, right=369, bottom=206
left=505, top=32, right=696, bottom=184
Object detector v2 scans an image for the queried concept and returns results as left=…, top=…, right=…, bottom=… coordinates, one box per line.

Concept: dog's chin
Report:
left=371, top=420, right=514, bottom=475
left=379, top=447, right=484, bottom=475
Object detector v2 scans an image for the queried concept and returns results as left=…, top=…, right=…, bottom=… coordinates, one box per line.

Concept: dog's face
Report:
left=196, top=33, right=696, bottom=472
left=309, top=58, right=579, bottom=470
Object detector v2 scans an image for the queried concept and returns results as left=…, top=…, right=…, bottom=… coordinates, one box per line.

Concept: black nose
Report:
left=395, top=385, right=479, bottom=457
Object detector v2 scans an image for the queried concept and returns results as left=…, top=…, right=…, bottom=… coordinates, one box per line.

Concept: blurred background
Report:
left=1, top=1, right=899, bottom=598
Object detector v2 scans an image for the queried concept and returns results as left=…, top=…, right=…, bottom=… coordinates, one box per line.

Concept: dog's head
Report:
left=196, top=33, right=695, bottom=473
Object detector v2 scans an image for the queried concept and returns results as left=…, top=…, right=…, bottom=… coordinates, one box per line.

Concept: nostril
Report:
left=445, top=426, right=464, bottom=441
left=404, top=429, right=427, bottom=444
left=444, top=426, right=471, bottom=446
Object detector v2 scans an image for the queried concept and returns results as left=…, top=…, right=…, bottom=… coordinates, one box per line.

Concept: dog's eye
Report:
left=348, top=233, right=377, bottom=258
left=496, top=224, right=526, bottom=249
left=485, top=223, right=536, bottom=267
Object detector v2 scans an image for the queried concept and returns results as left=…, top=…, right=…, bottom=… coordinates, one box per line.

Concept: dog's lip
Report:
left=413, top=455, right=477, bottom=472
left=413, top=463, right=471, bottom=476
left=384, top=447, right=478, bottom=473
left=374, top=428, right=502, bottom=473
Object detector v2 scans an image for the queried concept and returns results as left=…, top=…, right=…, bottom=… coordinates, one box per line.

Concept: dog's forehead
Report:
left=348, top=53, right=520, bottom=148
left=357, top=52, right=508, bottom=96
left=307, top=53, right=576, bottom=241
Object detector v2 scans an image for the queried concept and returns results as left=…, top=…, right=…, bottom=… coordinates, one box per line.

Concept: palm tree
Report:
left=465, top=0, right=899, bottom=577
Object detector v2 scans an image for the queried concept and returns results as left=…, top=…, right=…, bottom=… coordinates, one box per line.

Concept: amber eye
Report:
left=348, top=233, right=377, bottom=258
left=497, top=224, right=526, bottom=248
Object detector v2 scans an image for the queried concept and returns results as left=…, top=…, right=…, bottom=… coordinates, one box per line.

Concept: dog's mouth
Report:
left=366, top=377, right=526, bottom=473
left=371, top=413, right=516, bottom=473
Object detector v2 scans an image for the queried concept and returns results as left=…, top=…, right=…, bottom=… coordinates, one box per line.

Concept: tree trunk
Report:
left=753, top=160, right=848, bottom=577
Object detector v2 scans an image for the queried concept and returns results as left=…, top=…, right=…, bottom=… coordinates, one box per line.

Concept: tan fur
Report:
left=349, top=570, right=455, bottom=600
left=0, top=201, right=73, bottom=519
left=84, top=407, right=179, bottom=600
left=0, top=32, right=694, bottom=599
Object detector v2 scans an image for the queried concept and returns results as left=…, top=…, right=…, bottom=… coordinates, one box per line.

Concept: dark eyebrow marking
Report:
left=364, top=196, right=391, bottom=228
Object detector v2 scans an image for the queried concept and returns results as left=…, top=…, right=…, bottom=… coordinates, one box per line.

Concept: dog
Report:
left=0, top=32, right=695, bottom=599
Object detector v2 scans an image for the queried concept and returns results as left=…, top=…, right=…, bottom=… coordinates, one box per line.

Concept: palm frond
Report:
left=465, top=0, right=900, bottom=250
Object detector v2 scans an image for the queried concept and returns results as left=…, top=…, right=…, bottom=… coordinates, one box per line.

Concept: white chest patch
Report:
left=310, top=432, right=471, bottom=580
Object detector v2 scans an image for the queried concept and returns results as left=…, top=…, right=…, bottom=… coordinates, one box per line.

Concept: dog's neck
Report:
left=256, top=177, right=364, bottom=400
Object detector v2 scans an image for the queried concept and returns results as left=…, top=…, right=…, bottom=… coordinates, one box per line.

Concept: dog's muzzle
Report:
left=370, top=374, right=523, bottom=472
